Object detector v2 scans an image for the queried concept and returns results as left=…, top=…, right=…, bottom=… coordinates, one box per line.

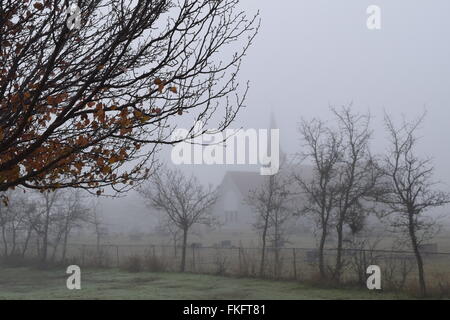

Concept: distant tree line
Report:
left=0, top=188, right=97, bottom=264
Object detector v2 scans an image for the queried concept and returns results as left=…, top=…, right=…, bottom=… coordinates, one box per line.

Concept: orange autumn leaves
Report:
left=33, top=3, right=44, bottom=11
left=1, top=76, right=181, bottom=191
left=154, top=78, right=177, bottom=94
left=0, top=166, right=20, bottom=185
left=153, top=78, right=183, bottom=115
left=47, top=93, right=69, bottom=106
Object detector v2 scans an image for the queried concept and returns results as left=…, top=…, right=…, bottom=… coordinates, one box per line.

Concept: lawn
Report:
left=0, top=267, right=409, bottom=300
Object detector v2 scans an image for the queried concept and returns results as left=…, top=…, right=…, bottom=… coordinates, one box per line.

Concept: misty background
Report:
left=98, top=0, right=450, bottom=233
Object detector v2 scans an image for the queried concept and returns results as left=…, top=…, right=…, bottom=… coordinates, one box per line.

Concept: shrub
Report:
left=429, top=272, right=450, bottom=299
left=382, top=257, right=414, bottom=292
left=144, top=254, right=167, bottom=272
left=0, top=254, right=38, bottom=268
left=90, top=249, right=112, bottom=268
left=237, top=249, right=258, bottom=277
left=214, top=254, right=229, bottom=276
left=121, top=255, right=143, bottom=273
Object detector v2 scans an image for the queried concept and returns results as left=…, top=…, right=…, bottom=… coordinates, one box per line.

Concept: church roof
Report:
left=218, top=165, right=314, bottom=197
left=216, top=113, right=313, bottom=197
left=219, top=171, right=265, bottom=196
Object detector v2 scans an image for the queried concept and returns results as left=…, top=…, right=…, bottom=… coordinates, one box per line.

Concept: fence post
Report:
left=293, top=248, right=297, bottom=280
left=192, top=246, right=196, bottom=272
left=81, top=244, right=86, bottom=266
left=238, top=247, right=242, bottom=275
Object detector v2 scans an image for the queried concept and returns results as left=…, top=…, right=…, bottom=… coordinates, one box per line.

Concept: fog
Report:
left=99, top=0, right=450, bottom=230
left=3, top=1, right=450, bottom=302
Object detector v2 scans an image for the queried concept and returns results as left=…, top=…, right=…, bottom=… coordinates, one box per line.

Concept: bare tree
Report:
left=376, top=112, right=450, bottom=296
left=6, top=190, right=41, bottom=258
left=139, top=167, right=218, bottom=272
left=295, top=118, right=342, bottom=279
left=348, top=230, right=383, bottom=287
left=330, top=107, right=380, bottom=282
left=155, top=216, right=183, bottom=258
left=0, top=189, right=34, bottom=257
left=36, top=190, right=61, bottom=263
left=246, top=166, right=293, bottom=278
left=20, top=198, right=39, bottom=257
left=0, top=188, right=91, bottom=263
left=0, top=191, right=13, bottom=257
left=91, top=201, right=108, bottom=256
left=51, top=190, right=90, bottom=262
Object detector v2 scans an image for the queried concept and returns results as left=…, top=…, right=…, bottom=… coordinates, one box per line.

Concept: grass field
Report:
left=0, top=267, right=411, bottom=300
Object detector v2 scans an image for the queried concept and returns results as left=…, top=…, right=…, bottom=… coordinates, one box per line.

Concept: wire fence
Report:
left=3, top=242, right=449, bottom=289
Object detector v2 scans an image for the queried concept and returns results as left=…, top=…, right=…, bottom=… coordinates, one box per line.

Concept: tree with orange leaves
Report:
left=0, top=0, right=259, bottom=195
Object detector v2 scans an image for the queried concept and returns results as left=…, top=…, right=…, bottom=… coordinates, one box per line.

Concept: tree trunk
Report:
left=173, top=235, right=178, bottom=258
left=50, top=243, right=58, bottom=262
left=41, top=213, right=50, bottom=264
left=51, top=229, right=64, bottom=262
left=274, top=213, right=280, bottom=278
left=259, top=216, right=269, bottom=277
left=180, top=227, right=188, bottom=272
left=61, top=229, right=70, bottom=262
left=1, top=224, right=8, bottom=257
left=334, top=219, right=344, bottom=282
left=36, top=237, right=41, bottom=258
left=408, top=212, right=427, bottom=297
left=274, top=247, right=279, bottom=278
left=61, top=217, right=71, bottom=262
left=318, top=224, right=327, bottom=279
left=22, top=226, right=33, bottom=257
left=11, top=225, right=16, bottom=255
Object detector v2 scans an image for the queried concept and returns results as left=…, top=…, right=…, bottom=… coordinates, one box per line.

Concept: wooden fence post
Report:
left=192, top=246, right=196, bottom=272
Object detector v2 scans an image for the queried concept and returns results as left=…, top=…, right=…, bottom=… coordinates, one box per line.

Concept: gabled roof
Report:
left=219, top=171, right=265, bottom=196
left=218, top=165, right=314, bottom=197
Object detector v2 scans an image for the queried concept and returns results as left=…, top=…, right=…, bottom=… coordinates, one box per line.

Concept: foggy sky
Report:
left=100, top=1, right=450, bottom=229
